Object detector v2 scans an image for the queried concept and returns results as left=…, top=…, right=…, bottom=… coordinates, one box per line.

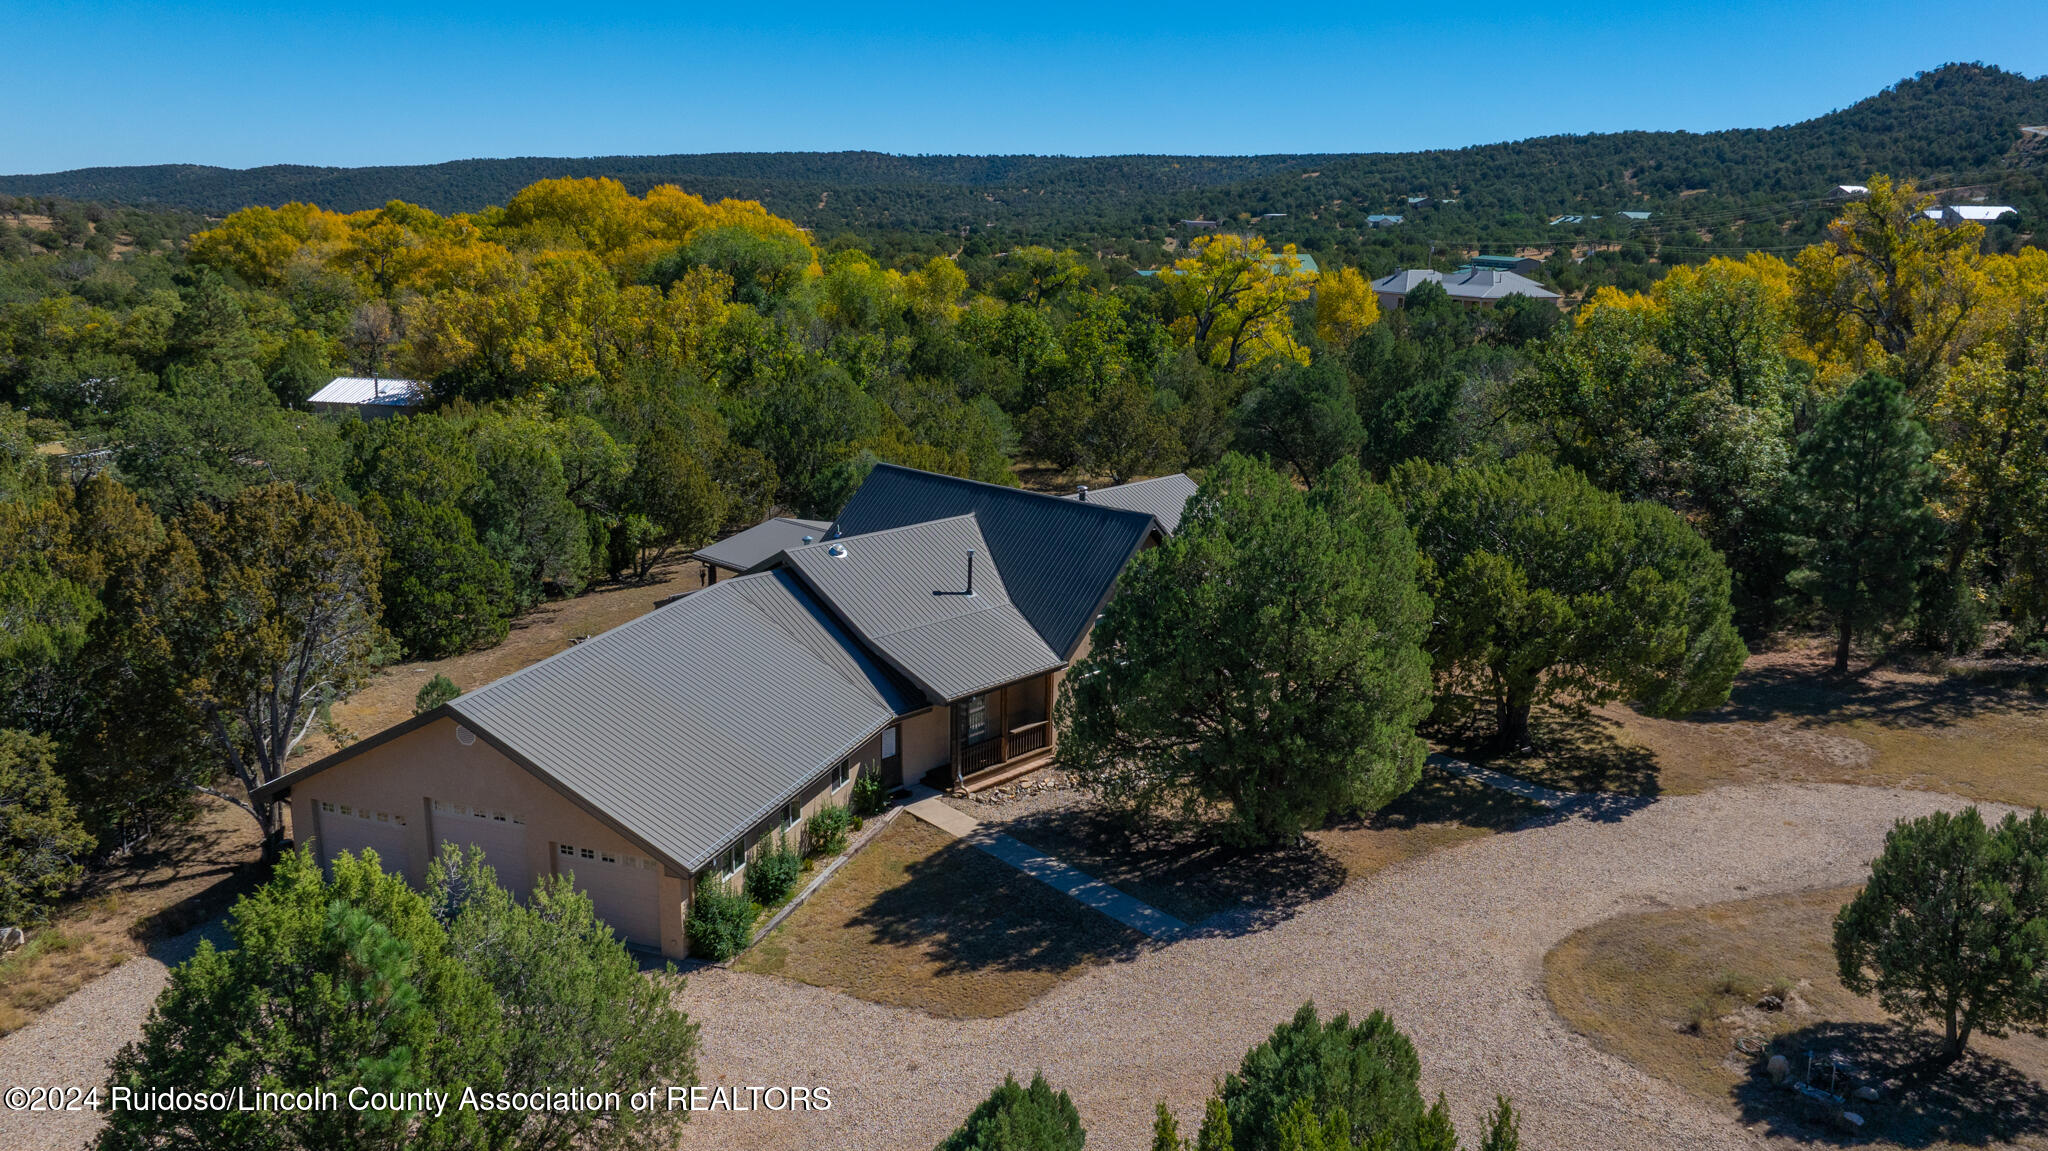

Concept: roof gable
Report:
left=694, top=515, right=833, bottom=574
left=1065, top=474, right=1199, bottom=534
left=780, top=515, right=1061, bottom=702
left=831, top=465, right=1158, bottom=659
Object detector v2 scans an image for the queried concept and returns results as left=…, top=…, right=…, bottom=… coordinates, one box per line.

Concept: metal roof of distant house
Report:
left=1066, top=474, right=1200, bottom=534
left=1617, top=211, right=1653, bottom=221
left=261, top=569, right=909, bottom=873
left=780, top=515, right=1063, bottom=703
left=1925, top=204, right=2018, bottom=222
left=1373, top=267, right=1559, bottom=303
left=1366, top=214, right=1404, bottom=225
left=694, top=515, right=834, bottom=574
left=1548, top=214, right=1599, bottom=225
left=306, top=376, right=425, bottom=408
left=831, top=465, right=1162, bottom=659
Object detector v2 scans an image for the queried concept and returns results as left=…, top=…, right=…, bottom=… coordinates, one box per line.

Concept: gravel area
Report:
left=672, top=783, right=1986, bottom=1151
left=940, top=767, right=1087, bottom=823
left=0, top=784, right=1987, bottom=1151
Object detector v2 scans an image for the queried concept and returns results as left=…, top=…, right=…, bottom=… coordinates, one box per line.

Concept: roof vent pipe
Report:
left=801, top=535, right=814, bottom=545
left=827, top=543, right=847, bottom=558
left=966, top=548, right=975, bottom=596
left=1077, top=484, right=1088, bottom=501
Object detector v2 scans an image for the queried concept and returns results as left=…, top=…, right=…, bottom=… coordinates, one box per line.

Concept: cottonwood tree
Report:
left=1393, top=455, right=1747, bottom=750
left=1161, top=235, right=1313, bottom=373
left=1057, top=454, right=1433, bottom=844
left=1790, top=372, right=1940, bottom=672
left=143, top=484, right=385, bottom=858
left=1835, top=807, right=2048, bottom=1063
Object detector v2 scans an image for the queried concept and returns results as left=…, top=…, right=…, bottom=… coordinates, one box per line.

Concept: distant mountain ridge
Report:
left=4, top=64, right=2044, bottom=239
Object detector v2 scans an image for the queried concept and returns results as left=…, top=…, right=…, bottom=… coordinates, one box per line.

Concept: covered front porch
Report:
left=923, top=671, right=1055, bottom=791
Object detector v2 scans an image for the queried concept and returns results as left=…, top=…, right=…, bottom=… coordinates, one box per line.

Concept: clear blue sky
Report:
left=4, top=1, right=2045, bottom=173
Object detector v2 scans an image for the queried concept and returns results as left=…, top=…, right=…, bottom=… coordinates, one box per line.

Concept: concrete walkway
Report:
left=904, top=789, right=1188, bottom=939
left=1428, top=752, right=1580, bottom=807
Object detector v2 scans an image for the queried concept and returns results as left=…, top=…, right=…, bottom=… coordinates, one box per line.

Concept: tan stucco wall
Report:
left=899, top=708, right=949, bottom=782
left=287, top=716, right=690, bottom=959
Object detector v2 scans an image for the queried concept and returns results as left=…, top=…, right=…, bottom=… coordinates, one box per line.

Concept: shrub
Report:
left=686, top=879, right=757, bottom=961
left=746, top=834, right=803, bottom=906
left=852, top=770, right=888, bottom=818
left=937, top=1072, right=1085, bottom=1151
left=806, top=804, right=854, bottom=856
left=413, top=673, right=461, bottom=715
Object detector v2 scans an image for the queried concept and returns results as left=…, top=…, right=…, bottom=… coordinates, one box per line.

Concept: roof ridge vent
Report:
left=826, top=542, right=847, bottom=558
left=1077, top=484, right=1088, bottom=501
left=802, top=535, right=815, bottom=545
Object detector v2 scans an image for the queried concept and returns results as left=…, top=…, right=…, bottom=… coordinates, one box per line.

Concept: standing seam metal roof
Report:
left=1065, top=474, right=1199, bottom=534
left=779, top=515, right=1062, bottom=702
left=693, top=516, right=834, bottom=574
left=830, top=465, right=1159, bottom=659
left=442, top=570, right=900, bottom=871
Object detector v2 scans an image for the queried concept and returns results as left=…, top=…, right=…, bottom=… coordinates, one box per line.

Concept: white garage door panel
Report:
left=431, top=800, right=533, bottom=890
left=314, top=801, right=412, bottom=874
left=555, top=842, right=662, bottom=946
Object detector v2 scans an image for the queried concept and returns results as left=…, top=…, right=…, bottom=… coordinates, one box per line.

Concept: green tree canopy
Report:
left=1056, top=454, right=1433, bottom=844
left=1835, top=806, right=2048, bottom=1062
left=1393, top=454, right=1747, bottom=749
left=1790, top=371, right=1941, bottom=671
left=0, top=728, right=92, bottom=925
left=936, top=1072, right=1085, bottom=1151
left=1235, top=358, right=1363, bottom=487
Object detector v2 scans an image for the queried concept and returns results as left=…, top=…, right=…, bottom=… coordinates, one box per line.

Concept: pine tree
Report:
left=1478, top=1095, right=1521, bottom=1151
left=1153, top=1101, right=1189, bottom=1151
left=1790, top=372, right=1940, bottom=671
left=1197, top=1095, right=1235, bottom=1151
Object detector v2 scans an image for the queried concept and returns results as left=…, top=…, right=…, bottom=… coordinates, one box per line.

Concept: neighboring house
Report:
left=306, top=376, right=426, bottom=418
left=1462, top=254, right=1544, bottom=276
left=1548, top=214, right=1599, bottom=225
left=1923, top=204, right=2018, bottom=225
left=1617, top=210, right=1652, bottom=221
left=1832, top=184, right=1870, bottom=199
left=257, top=465, right=1195, bottom=959
left=1372, top=267, right=1561, bottom=311
left=1365, top=214, right=1404, bottom=227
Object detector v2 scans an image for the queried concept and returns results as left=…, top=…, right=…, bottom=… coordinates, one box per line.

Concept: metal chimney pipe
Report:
left=1077, top=484, right=1088, bottom=501
left=966, top=549, right=975, bottom=595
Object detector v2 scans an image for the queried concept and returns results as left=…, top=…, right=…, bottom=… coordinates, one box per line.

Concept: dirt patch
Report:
left=0, top=797, right=260, bottom=1036
left=1545, top=886, right=2048, bottom=1148
left=733, top=813, right=1147, bottom=1018
left=1472, top=639, right=2048, bottom=809
left=296, top=560, right=708, bottom=761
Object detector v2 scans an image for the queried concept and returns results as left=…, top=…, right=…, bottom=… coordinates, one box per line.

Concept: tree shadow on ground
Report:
left=849, top=835, right=1150, bottom=977
left=1734, top=1020, right=2048, bottom=1146
left=1437, top=701, right=1665, bottom=799
left=1714, top=644, right=2048, bottom=732
left=999, top=803, right=1345, bottom=937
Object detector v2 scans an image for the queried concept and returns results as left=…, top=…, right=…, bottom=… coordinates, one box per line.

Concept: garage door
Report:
left=313, top=800, right=412, bottom=875
left=554, top=841, right=662, bottom=947
left=430, top=800, right=533, bottom=890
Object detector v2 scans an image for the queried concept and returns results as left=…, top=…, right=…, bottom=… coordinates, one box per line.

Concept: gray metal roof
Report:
left=780, top=515, right=1062, bottom=703
left=1373, top=267, right=1558, bottom=302
left=266, top=570, right=904, bottom=873
left=694, top=516, right=833, bottom=574
left=1065, top=474, right=1198, bottom=534
left=831, top=465, right=1159, bottom=659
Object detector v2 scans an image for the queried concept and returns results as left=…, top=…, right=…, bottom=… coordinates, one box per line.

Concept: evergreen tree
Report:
left=364, top=493, right=512, bottom=659
left=1790, top=372, right=1940, bottom=672
left=1057, top=454, right=1433, bottom=843
left=0, top=729, right=92, bottom=925
left=936, top=1073, right=1085, bottom=1151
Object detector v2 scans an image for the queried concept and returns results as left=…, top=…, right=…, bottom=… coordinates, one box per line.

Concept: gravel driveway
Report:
left=0, top=784, right=1984, bottom=1151
left=672, top=783, right=1983, bottom=1151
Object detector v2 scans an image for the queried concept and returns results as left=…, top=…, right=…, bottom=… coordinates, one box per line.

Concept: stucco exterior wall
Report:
left=286, top=716, right=691, bottom=959
left=899, top=707, right=950, bottom=783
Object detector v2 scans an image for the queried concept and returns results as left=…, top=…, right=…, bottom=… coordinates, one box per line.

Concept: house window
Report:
left=783, top=801, right=800, bottom=829
left=721, top=843, right=744, bottom=878
left=833, top=762, right=851, bottom=791
left=964, top=694, right=990, bottom=744
left=560, top=844, right=575, bottom=857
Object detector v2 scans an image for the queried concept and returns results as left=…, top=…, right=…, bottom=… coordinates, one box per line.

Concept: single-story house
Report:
left=1832, top=184, right=1870, bottom=199
left=1365, top=214, right=1404, bottom=227
left=1617, top=211, right=1652, bottom=221
left=1462, top=254, right=1544, bottom=277
left=257, top=465, right=1200, bottom=958
left=306, top=376, right=426, bottom=418
left=1924, top=204, right=2018, bottom=225
left=1371, top=267, right=1561, bottom=312
left=1548, top=214, right=1599, bottom=226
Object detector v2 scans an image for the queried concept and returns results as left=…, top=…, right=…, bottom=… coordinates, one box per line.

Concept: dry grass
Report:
left=734, top=814, right=1148, bottom=1018
left=296, top=559, right=709, bottom=761
left=1472, top=638, right=2048, bottom=809
left=1545, top=886, right=2048, bottom=1147
left=0, top=798, right=261, bottom=1036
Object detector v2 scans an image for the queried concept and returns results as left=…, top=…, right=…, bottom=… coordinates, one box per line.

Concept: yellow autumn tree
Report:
left=1161, top=234, right=1312, bottom=371
left=1792, top=175, right=1990, bottom=394
left=905, top=256, right=969, bottom=325
left=187, top=203, right=352, bottom=289
left=1312, top=265, right=1380, bottom=350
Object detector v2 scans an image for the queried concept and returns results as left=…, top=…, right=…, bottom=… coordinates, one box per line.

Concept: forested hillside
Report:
left=4, top=63, right=2044, bottom=269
